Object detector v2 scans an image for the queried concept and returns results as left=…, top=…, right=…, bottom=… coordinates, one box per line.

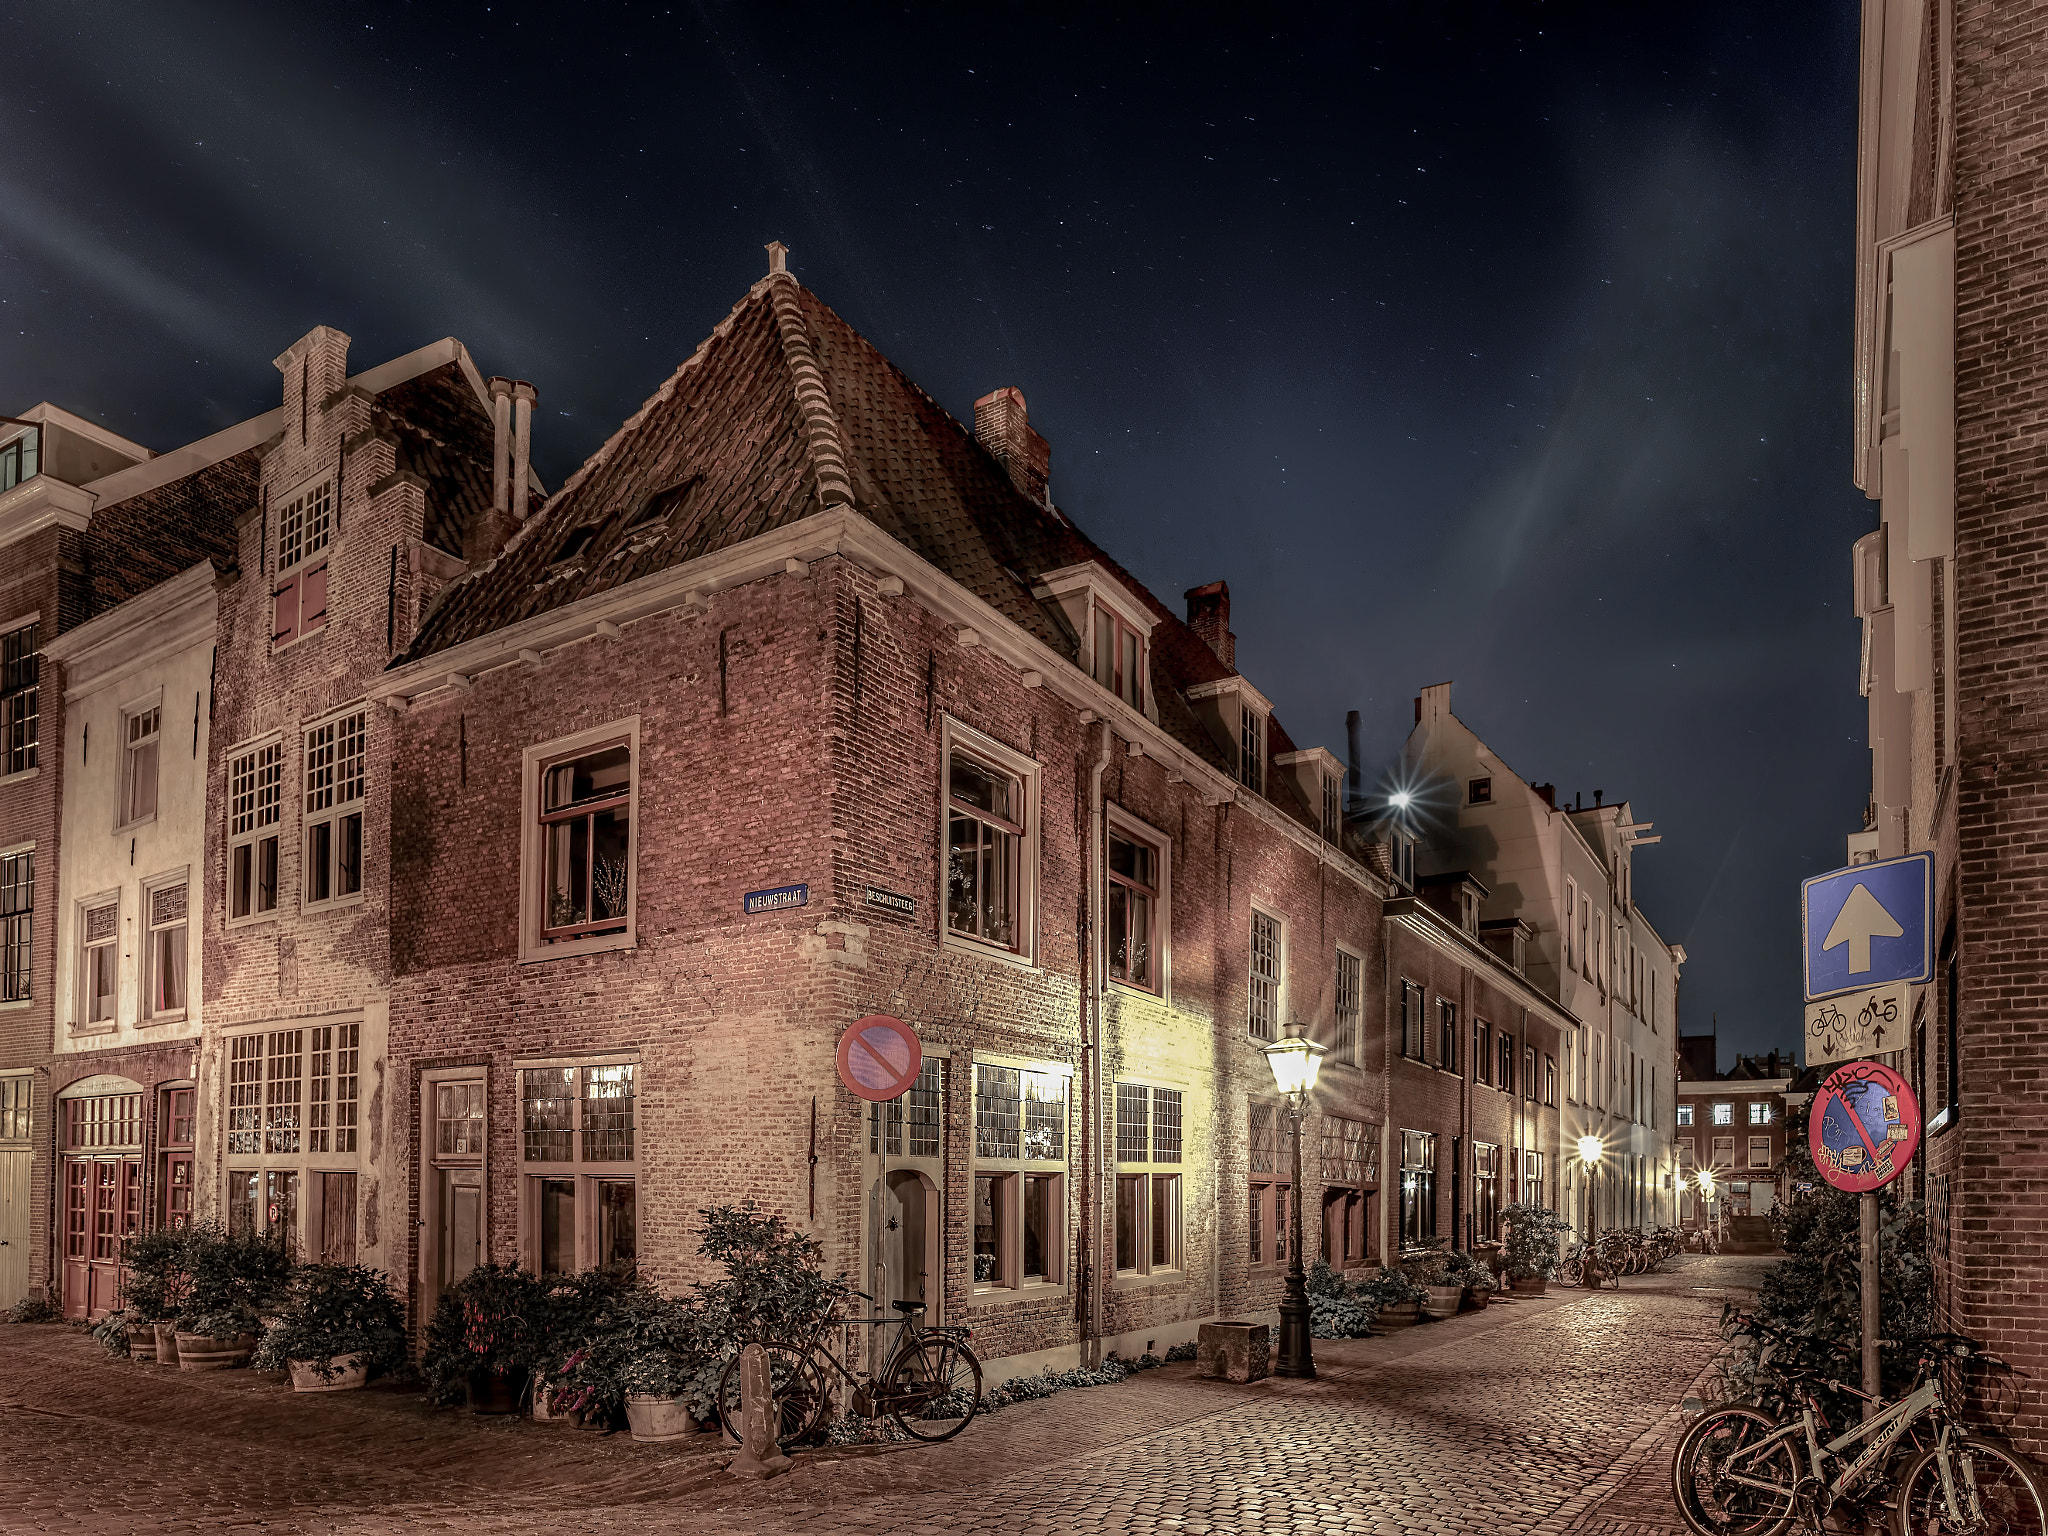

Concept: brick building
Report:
left=1675, top=1035, right=1795, bottom=1223
left=1844, top=0, right=2048, bottom=1454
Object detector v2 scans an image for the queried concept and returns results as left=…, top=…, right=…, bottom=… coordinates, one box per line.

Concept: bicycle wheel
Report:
left=1893, top=1435, right=2048, bottom=1536
left=716, top=1343, right=829, bottom=1449
left=1671, top=1404, right=1800, bottom=1536
left=885, top=1334, right=983, bottom=1443
left=1558, top=1253, right=1584, bottom=1286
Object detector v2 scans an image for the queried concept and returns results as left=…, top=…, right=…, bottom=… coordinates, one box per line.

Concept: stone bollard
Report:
left=1196, top=1321, right=1271, bottom=1384
left=727, top=1343, right=794, bottom=1480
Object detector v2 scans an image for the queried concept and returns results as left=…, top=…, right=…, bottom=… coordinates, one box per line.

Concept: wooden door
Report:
left=320, top=1172, right=356, bottom=1264
left=0, top=1146, right=27, bottom=1310
left=438, top=1168, right=481, bottom=1290
left=61, top=1159, right=90, bottom=1319
left=162, top=1153, right=194, bottom=1231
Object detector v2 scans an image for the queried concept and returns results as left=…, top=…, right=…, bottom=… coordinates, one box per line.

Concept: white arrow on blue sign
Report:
left=1801, top=852, right=1933, bottom=1001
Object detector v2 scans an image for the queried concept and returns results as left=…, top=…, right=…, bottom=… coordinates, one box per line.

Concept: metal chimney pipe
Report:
left=1345, top=709, right=1364, bottom=816
left=511, top=381, right=538, bottom=521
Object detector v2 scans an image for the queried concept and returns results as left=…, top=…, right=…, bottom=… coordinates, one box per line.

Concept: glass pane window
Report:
left=1115, top=1174, right=1141, bottom=1271
left=946, top=752, right=1021, bottom=950
left=0, top=1075, right=30, bottom=1142
left=871, top=1058, right=942, bottom=1159
left=1333, top=949, right=1361, bottom=1063
left=1023, top=1173, right=1054, bottom=1282
left=1022, top=1071, right=1065, bottom=1161
left=1438, top=1000, right=1457, bottom=1071
left=1091, top=603, right=1145, bottom=710
left=519, top=1060, right=640, bottom=1275
left=974, top=1173, right=1006, bottom=1286
left=122, top=706, right=160, bottom=825
left=265, top=1029, right=305, bottom=1154
left=1115, top=1083, right=1149, bottom=1163
left=305, top=1023, right=360, bottom=1155
left=1238, top=705, right=1263, bottom=793
left=227, top=1034, right=264, bottom=1155
left=1524, top=1152, right=1546, bottom=1208
left=539, top=743, right=632, bottom=941
left=1, top=621, right=39, bottom=776
left=0, top=850, right=29, bottom=1003
left=80, top=899, right=117, bottom=1025
left=521, top=1068, right=577, bottom=1162
left=437, top=1081, right=486, bottom=1156
left=1149, top=1175, right=1181, bottom=1269
left=598, top=1181, right=636, bottom=1267
left=1249, top=1101, right=1277, bottom=1175
left=145, top=882, right=188, bottom=1018
left=1248, top=911, right=1280, bottom=1041
left=1399, top=1130, right=1438, bottom=1247
left=1107, top=830, right=1160, bottom=990
left=521, top=1063, right=636, bottom=1166
left=229, top=741, right=283, bottom=919
left=305, top=713, right=367, bottom=906
left=1712, top=1102, right=1734, bottom=1126
left=582, top=1064, right=635, bottom=1160
left=276, top=478, right=334, bottom=573
left=64, top=1092, right=141, bottom=1149
left=975, top=1065, right=1020, bottom=1160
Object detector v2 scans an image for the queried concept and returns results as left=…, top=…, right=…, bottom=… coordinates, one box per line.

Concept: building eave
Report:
left=1384, top=895, right=1575, bottom=1029
left=44, top=560, right=219, bottom=695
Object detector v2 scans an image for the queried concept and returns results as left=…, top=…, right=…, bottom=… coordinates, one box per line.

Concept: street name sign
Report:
left=743, top=883, right=808, bottom=915
left=1801, top=853, right=1932, bottom=1000
left=1809, top=1060, right=1921, bottom=1193
left=836, top=1014, right=923, bottom=1103
left=1803, top=980, right=1913, bottom=1067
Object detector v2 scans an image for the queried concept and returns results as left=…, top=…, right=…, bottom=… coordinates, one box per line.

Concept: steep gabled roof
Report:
left=397, top=269, right=1322, bottom=821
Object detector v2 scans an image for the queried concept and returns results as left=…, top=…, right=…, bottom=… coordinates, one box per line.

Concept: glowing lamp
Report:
left=1696, top=1168, right=1716, bottom=1195
left=1577, top=1135, right=1604, bottom=1166
left=1390, top=791, right=1413, bottom=810
left=1262, top=1020, right=1328, bottom=1100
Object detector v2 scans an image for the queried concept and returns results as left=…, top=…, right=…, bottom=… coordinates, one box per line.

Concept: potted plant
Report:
left=119, top=1225, right=192, bottom=1365
left=1501, top=1201, right=1571, bottom=1293
left=617, top=1299, right=715, bottom=1442
left=251, top=1263, right=408, bottom=1392
left=533, top=1262, right=647, bottom=1431
left=421, top=1262, right=544, bottom=1413
left=1400, top=1240, right=1463, bottom=1320
left=1446, top=1250, right=1495, bottom=1310
left=173, top=1224, right=293, bottom=1370
left=1306, top=1260, right=1379, bottom=1339
left=1368, top=1264, right=1427, bottom=1327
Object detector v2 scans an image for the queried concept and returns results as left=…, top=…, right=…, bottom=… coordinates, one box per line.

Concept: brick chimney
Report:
left=1184, top=580, right=1235, bottom=670
left=973, top=386, right=1050, bottom=507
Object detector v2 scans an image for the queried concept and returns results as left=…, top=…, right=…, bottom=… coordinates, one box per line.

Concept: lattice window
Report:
left=1248, top=910, right=1281, bottom=1042
left=0, top=1076, right=28, bottom=1142
left=230, top=741, right=284, bottom=835
left=521, top=1068, right=576, bottom=1162
left=1333, top=949, right=1361, bottom=1063
left=1, top=850, right=31, bottom=1003
left=1022, top=1071, right=1065, bottom=1162
left=304, top=712, right=366, bottom=905
left=1249, top=1101, right=1277, bottom=1175
left=872, top=1058, right=942, bottom=1158
left=976, top=1065, right=1021, bottom=1160
left=1, top=622, right=38, bottom=776
left=582, top=1063, right=635, bottom=1161
left=1238, top=704, right=1264, bottom=793
left=1320, top=1115, right=1380, bottom=1185
left=65, top=1092, right=140, bottom=1149
left=265, top=1029, right=304, bottom=1155
left=227, top=1035, right=264, bottom=1155
left=1151, top=1088, right=1182, bottom=1164
left=437, top=1080, right=485, bottom=1156
left=1115, top=1082, right=1149, bottom=1164
left=276, top=479, right=334, bottom=573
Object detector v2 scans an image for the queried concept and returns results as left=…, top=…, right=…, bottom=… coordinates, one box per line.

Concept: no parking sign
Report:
left=1809, top=1060, right=1921, bottom=1193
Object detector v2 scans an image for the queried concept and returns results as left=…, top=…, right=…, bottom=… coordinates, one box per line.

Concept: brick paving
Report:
left=0, top=1256, right=1771, bottom=1535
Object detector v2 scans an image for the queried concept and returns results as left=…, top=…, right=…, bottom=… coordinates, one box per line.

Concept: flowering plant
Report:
left=420, top=1263, right=544, bottom=1405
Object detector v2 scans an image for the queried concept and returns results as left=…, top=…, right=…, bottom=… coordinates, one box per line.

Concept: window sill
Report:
left=304, top=892, right=368, bottom=917
left=968, top=1280, right=1069, bottom=1305
left=0, top=766, right=40, bottom=790
left=519, top=928, right=636, bottom=965
left=143, top=1010, right=188, bottom=1026
left=1111, top=1268, right=1187, bottom=1290
left=114, top=812, right=158, bottom=835
left=69, top=1023, right=117, bottom=1039
left=1107, top=979, right=1166, bottom=1005
left=0, top=998, right=28, bottom=1012
left=941, top=930, right=1036, bottom=973
left=272, top=625, right=329, bottom=656
left=225, top=911, right=280, bottom=932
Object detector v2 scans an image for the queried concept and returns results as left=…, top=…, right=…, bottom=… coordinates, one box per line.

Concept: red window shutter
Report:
left=301, top=560, right=329, bottom=634
left=273, top=574, right=300, bottom=645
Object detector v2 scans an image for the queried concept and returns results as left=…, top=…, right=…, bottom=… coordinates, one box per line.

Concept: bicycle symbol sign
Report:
left=1803, top=980, right=1911, bottom=1067
left=1809, top=1060, right=1921, bottom=1194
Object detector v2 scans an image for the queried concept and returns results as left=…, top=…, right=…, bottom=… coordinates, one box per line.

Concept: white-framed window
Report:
left=1712, top=1134, right=1736, bottom=1166
left=1106, top=812, right=1166, bottom=995
left=1524, top=1150, right=1546, bottom=1208
left=272, top=476, right=334, bottom=648
left=118, top=700, right=161, bottom=829
left=1399, top=1129, right=1437, bottom=1244
left=1592, top=1033, right=1603, bottom=1109
left=1564, top=878, right=1576, bottom=970
left=1564, top=1032, right=1577, bottom=1103
left=1593, top=920, right=1604, bottom=992
left=520, top=718, right=640, bottom=963
left=303, top=710, right=366, bottom=908
left=1748, top=1101, right=1771, bottom=1125
left=1114, top=1082, right=1184, bottom=1276
left=1332, top=945, right=1362, bottom=1065
left=1237, top=704, right=1265, bottom=794
left=142, top=873, right=189, bottom=1021
left=972, top=1062, right=1068, bottom=1291
left=1468, top=776, right=1492, bottom=806
left=1, top=620, right=39, bottom=777
left=519, top=1058, right=638, bottom=1275
left=420, top=1066, right=487, bottom=1300
left=1437, top=998, right=1458, bottom=1072
left=1712, top=1102, right=1734, bottom=1126
left=1526, top=1046, right=1538, bottom=1103
left=228, top=738, right=284, bottom=922
left=1092, top=601, right=1146, bottom=712
left=1399, top=979, right=1425, bottom=1059
left=78, top=893, right=119, bottom=1027
left=1247, top=907, right=1284, bottom=1041
left=1677, top=1103, right=1695, bottom=1127
left=1747, top=1135, right=1772, bottom=1169
left=941, top=718, right=1038, bottom=963
left=0, top=1072, right=29, bottom=1143
left=223, top=1020, right=362, bottom=1257
left=1247, top=1100, right=1291, bottom=1269
left=1473, top=1141, right=1500, bottom=1241
left=0, top=846, right=30, bottom=1003
left=1679, top=1135, right=1695, bottom=1167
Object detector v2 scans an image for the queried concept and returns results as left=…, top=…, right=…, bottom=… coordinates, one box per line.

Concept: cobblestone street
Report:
left=0, top=1257, right=1771, bottom=1536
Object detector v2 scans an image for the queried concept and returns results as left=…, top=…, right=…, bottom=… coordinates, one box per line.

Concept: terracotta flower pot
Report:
left=174, top=1332, right=256, bottom=1371
left=1508, top=1275, right=1549, bottom=1294
left=126, top=1325, right=160, bottom=1362
left=623, top=1393, right=699, bottom=1442
left=288, top=1355, right=368, bottom=1392
left=152, top=1322, right=181, bottom=1367
left=467, top=1368, right=526, bottom=1415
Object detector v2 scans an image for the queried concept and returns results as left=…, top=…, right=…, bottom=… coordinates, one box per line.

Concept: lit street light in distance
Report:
left=1578, top=1134, right=1604, bottom=1166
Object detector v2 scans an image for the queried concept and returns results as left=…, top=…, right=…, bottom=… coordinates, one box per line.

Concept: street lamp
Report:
left=1577, top=1134, right=1604, bottom=1166
left=1261, top=1020, right=1328, bottom=1379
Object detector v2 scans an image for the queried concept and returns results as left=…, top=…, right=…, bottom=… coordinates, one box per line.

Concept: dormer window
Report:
left=272, top=476, right=334, bottom=649
left=1238, top=705, right=1264, bottom=793
left=1461, top=890, right=1479, bottom=934
left=1093, top=603, right=1145, bottom=711
left=1390, top=834, right=1416, bottom=889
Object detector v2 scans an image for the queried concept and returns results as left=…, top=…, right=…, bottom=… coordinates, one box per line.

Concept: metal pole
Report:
left=1861, top=1190, right=1880, bottom=1418
left=1274, top=1095, right=1315, bottom=1378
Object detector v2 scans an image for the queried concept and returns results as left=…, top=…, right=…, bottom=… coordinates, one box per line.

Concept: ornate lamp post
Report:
left=1261, top=1020, right=1328, bottom=1379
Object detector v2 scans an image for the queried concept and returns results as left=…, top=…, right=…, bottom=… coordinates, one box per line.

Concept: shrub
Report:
left=534, top=1263, right=656, bottom=1424
left=1444, top=1249, right=1493, bottom=1290
left=2, top=1290, right=60, bottom=1324
left=420, top=1263, right=546, bottom=1406
left=691, top=1202, right=832, bottom=1345
left=90, top=1308, right=136, bottom=1358
left=252, top=1264, right=409, bottom=1381
left=1501, top=1202, right=1571, bottom=1279
left=175, top=1223, right=293, bottom=1338
left=119, top=1226, right=192, bottom=1322
left=1399, top=1238, right=1453, bottom=1287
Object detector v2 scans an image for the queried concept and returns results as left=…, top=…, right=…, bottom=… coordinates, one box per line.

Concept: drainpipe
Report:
left=1081, top=718, right=1112, bottom=1364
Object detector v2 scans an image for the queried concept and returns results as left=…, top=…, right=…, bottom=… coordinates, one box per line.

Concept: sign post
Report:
left=1809, top=1060, right=1922, bottom=1416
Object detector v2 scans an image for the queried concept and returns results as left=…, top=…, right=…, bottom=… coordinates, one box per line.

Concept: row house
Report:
left=1386, top=682, right=1685, bottom=1238
left=1674, top=1034, right=1795, bottom=1222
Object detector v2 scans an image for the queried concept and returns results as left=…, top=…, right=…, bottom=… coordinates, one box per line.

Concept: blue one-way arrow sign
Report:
left=1801, top=853, right=1933, bottom=1001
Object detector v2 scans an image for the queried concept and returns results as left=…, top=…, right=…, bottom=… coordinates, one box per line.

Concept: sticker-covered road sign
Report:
left=836, top=1015, right=923, bottom=1104
left=1803, top=980, right=1913, bottom=1067
left=1810, top=1060, right=1921, bottom=1193
left=1801, top=853, right=1932, bottom=1001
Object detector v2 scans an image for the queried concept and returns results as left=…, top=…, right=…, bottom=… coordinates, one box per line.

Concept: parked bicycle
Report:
left=716, top=1283, right=984, bottom=1448
left=1672, top=1322, right=2046, bottom=1535
left=1556, top=1236, right=1621, bottom=1289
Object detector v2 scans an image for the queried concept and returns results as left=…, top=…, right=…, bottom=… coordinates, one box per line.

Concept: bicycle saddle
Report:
left=892, top=1299, right=927, bottom=1313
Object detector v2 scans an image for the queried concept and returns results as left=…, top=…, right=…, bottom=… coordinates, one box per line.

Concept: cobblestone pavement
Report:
left=0, top=1255, right=1772, bottom=1536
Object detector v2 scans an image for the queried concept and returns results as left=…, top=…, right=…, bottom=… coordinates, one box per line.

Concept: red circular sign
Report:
left=1810, top=1060, right=1921, bottom=1193
left=836, top=1015, right=923, bottom=1103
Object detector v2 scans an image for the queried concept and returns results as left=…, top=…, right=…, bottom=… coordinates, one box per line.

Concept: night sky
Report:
left=0, top=3, right=1871, bottom=1068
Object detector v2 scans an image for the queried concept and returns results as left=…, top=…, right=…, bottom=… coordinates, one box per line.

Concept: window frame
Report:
left=141, top=868, right=191, bottom=1023
left=1237, top=704, right=1266, bottom=795
left=1473, top=1141, right=1500, bottom=1242
left=1467, top=776, right=1492, bottom=805
left=271, top=474, right=335, bottom=651
left=221, top=1017, right=364, bottom=1258
left=1436, top=997, right=1458, bottom=1073
left=1499, top=1031, right=1515, bottom=1095
left=938, top=717, right=1040, bottom=967
left=1563, top=878, right=1576, bottom=971
left=1399, top=979, right=1425, bottom=1060
left=1105, top=807, right=1168, bottom=999
left=970, top=1057, right=1070, bottom=1296
left=1747, top=1101, right=1771, bottom=1126
left=76, top=889, right=120, bottom=1031
left=226, top=735, right=285, bottom=927
left=302, top=707, right=368, bottom=913
left=1113, top=1080, right=1187, bottom=1281
left=116, top=692, right=163, bottom=831
left=1398, top=1129, right=1437, bottom=1246
left=1332, top=943, right=1363, bottom=1066
left=520, top=717, right=642, bottom=964
left=1473, top=1019, right=1491, bottom=1085
left=0, top=844, right=31, bottom=1005
left=1747, top=1135, right=1773, bottom=1169
left=0, top=618, right=40, bottom=779
left=1544, top=1053, right=1558, bottom=1107
left=516, top=1053, right=641, bottom=1277
left=1525, top=1046, right=1538, bottom=1102
left=1091, top=601, right=1147, bottom=712
left=1247, top=1098, right=1292, bottom=1271
left=1247, top=905, right=1285, bottom=1043
left=0, top=1071, right=31, bottom=1143
left=1677, top=1103, right=1695, bottom=1127
left=1523, top=1150, right=1546, bottom=1208
left=1712, top=1102, right=1734, bottom=1126
left=419, top=1065, right=488, bottom=1299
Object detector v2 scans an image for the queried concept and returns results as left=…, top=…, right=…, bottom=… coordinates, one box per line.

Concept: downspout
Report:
left=1082, top=718, right=1113, bottom=1365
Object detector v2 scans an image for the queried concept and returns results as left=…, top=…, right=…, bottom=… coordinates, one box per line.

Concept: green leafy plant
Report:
left=420, top=1262, right=546, bottom=1406
left=1399, top=1237, right=1454, bottom=1287
left=174, top=1223, right=293, bottom=1337
left=535, top=1262, right=651, bottom=1424
left=1306, top=1260, right=1378, bottom=1338
left=1500, top=1202, right=1571, bottom=1279
left=691, top=1202, right=831, bottom=1345
left=2, top=1290, right=60, bottom=1324
left=1367, top=1264, right=1426, bottom=1307
left=1444, top=1249, right=1494, bottom=1290
left=252, top=1264, right=408, bottom=1381
left=119, top=1226, right=192, bottom=1322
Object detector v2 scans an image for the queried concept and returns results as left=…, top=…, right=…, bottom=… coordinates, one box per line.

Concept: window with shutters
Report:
left=1, top=621, right=38, bottom=777
left=143, top=876, right=188, bottom=1020
left=0, top=848, right=30, bottom=1003
left=77, top=895, right=118, bottom=1028
left=1247, top=908, right=1283, bottom=1041
left=272, top=477, right=333, bottom=648
left=228, top=738, right=283, bottom=922
left=1114, top=1083, right=1184, bottom=1275
left=303, top=711, right=366, bottom=909
left=119, top=702, right=161, bottom=828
